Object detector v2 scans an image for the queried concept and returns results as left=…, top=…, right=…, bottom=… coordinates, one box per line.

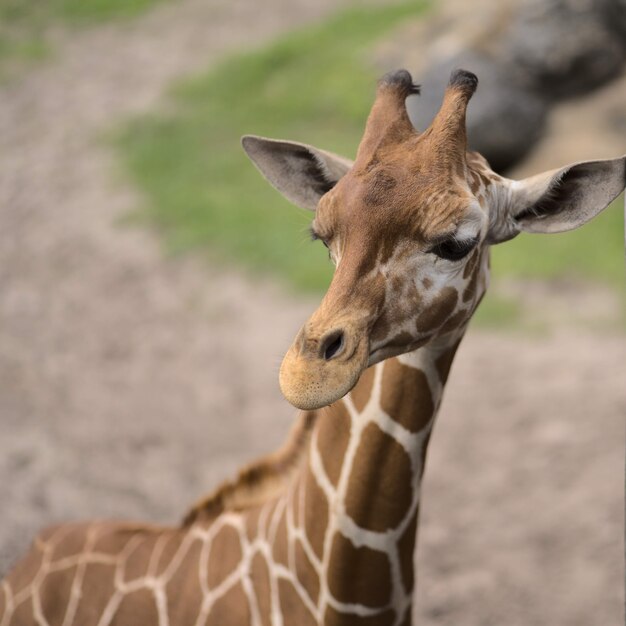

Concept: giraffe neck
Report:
left=298, top=331, right=464, bottom=624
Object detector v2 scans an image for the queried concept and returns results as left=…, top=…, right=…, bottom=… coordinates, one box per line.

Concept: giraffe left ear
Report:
left=242, top=135, right=353, bottom=210
left=488, top=156, right=625, bottom=243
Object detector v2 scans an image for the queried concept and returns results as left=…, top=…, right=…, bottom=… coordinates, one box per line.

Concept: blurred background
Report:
left=0, top=0, right=624, bottom=624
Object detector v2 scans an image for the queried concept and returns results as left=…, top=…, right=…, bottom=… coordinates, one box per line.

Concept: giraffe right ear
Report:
left=241, top=135, right=353, bottom=210
left=488, top=156, right=625, bottom=243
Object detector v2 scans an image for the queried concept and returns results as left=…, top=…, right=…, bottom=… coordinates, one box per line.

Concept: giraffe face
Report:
left=276, top=70, right=488, bottom=410
left=243, top=69, right=626, bottom=411
left=279, top=154, right=490, bottom=411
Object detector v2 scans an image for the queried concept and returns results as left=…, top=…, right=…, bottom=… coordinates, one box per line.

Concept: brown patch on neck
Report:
left=316, top=400, right=352, bottom=487
left=327, top=531, right=392, bottom=607
left=380, top=358, right=435, bottom=433
left=344, top=422, right=413, bottom=532
left=182, top=411, right=317, bottom=526
left=304, top=470, right=329, bottom=560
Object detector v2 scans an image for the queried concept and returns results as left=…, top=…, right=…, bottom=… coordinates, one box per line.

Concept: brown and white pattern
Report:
left=0, top=336, right=461, bottom=626
left=2, top=68, right=624, bottom=625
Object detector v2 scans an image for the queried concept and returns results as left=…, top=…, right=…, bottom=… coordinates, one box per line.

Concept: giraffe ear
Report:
left=241, top=135, right=353, bottom=210
left=488, top=156, right=625, bottom=243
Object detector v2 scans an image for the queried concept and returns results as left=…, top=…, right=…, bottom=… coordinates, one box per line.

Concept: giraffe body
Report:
left=2, top=68, right=624, bottom=625
left=1, top=337, right=466, bottom=626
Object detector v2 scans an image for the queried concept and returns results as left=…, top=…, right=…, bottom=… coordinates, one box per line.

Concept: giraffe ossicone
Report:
left=1, top=69, right=624, bottom=626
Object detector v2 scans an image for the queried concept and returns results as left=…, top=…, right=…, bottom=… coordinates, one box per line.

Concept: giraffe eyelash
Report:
left=430, top=235, right=478, bottom=261
left=309, top=226, right=334, bottom=263
left=309, top=226, right=330, bottom=249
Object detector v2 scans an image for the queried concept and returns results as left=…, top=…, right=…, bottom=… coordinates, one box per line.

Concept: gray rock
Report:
left=601, top=0, right=626, bottom=38
left=407, top=52, right=548, bottom=173
left=506, top=0, right=625, bottom=98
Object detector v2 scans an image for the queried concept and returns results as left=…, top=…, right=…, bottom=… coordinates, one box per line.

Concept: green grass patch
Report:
left=0, top=0, right=166, bottom=77
left=0, top=0, right=164, bottom=26
left=116, top=0, right=624, bottom=328
left=54, top=0, right=165, bottom=22
left=117, top=0, right=428, bottom=292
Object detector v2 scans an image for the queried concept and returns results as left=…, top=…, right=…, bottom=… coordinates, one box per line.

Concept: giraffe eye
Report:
left=309, top=226, right=327, bottom=245
left=431, top=236, right=478, bottom=262
left=310, top=226, right=332, bottom=260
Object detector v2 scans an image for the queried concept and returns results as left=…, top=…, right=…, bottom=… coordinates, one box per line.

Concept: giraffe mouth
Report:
left=368, top=335, right=431, bottom=366
left=367, top=346, right=397, bottom=366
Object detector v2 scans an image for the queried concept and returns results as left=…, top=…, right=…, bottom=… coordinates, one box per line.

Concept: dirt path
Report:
left=0, top=0, right=365, bottom=574
left=0, top=2, right=623, bottom=625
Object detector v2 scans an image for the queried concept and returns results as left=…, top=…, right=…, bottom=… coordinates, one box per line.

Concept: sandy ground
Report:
left=0, top=1, right=624, bottom=625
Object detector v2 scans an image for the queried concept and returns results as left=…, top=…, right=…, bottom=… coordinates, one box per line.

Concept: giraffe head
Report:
left=243, top=69, right=625, bottom=410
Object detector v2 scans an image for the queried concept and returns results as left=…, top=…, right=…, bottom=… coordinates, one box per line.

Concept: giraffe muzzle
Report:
left=279, top=325, right=369, bottom=411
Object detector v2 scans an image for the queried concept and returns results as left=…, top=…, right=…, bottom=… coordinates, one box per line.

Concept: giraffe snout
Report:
left=280, top=324, right=368, bottom=410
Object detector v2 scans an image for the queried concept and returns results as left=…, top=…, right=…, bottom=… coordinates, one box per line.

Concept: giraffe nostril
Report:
left=320, top=330, right=345, bottom=361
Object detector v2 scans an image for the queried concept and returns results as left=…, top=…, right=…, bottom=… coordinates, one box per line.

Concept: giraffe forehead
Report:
left=318, top=170, right=476, bottom=244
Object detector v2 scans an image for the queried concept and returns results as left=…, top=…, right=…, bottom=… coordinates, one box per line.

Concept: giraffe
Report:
left=1, top=69, right=624, bottom=626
